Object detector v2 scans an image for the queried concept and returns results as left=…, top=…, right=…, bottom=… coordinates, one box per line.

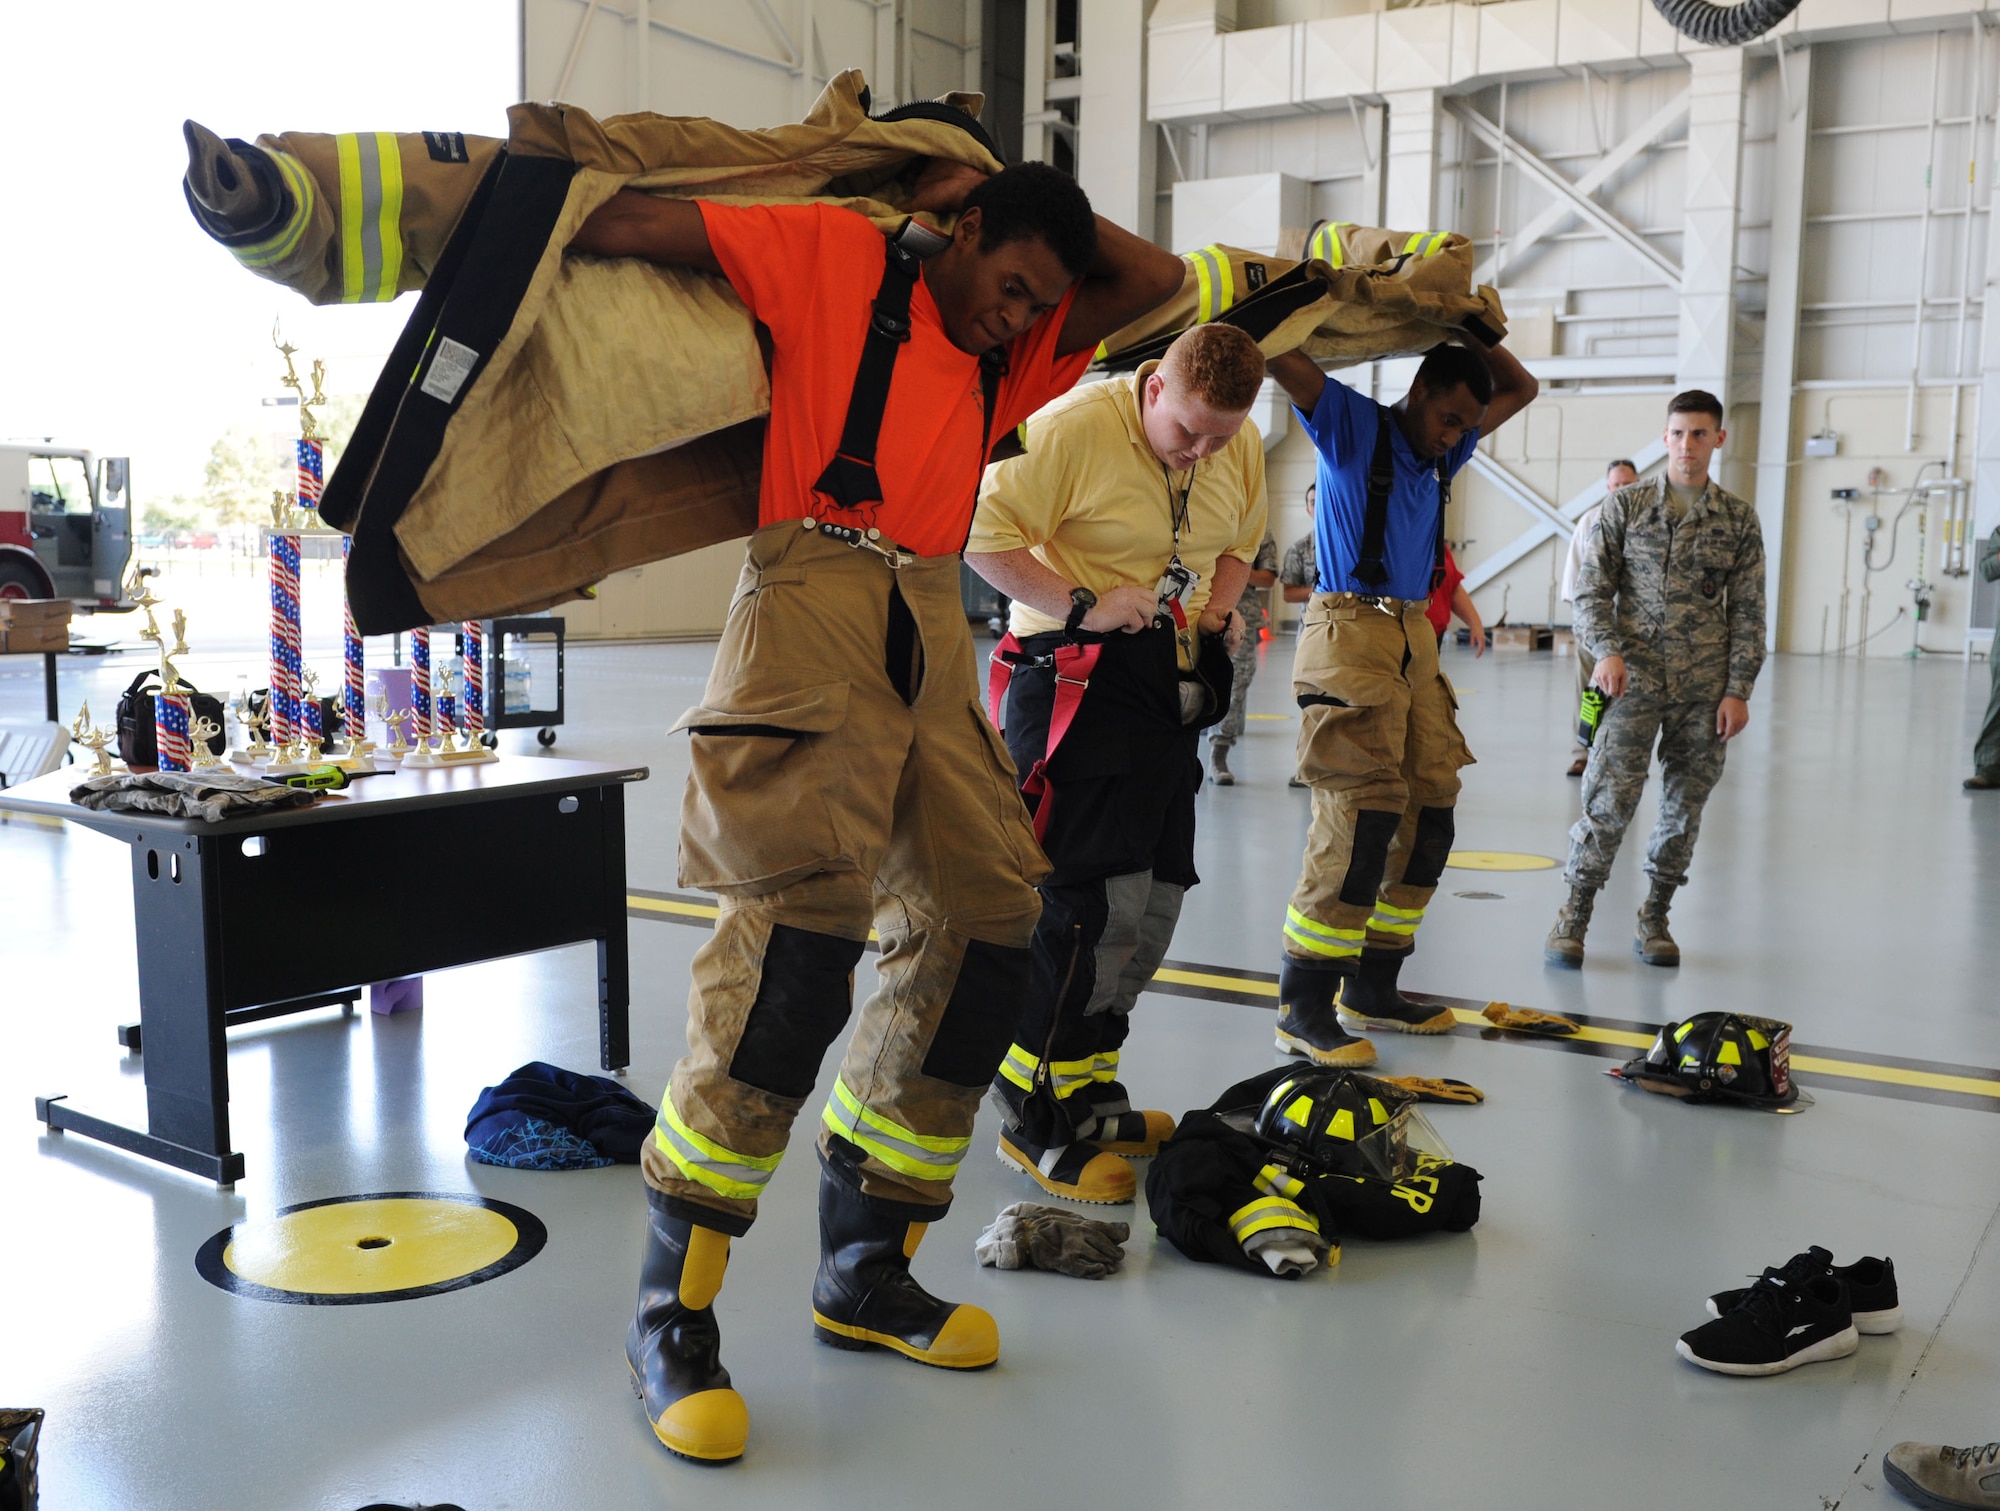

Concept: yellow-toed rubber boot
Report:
left=997, top=1124, right=1137, bottom=1203
left=1094, top=1109, right=1177, bottom=1158
left=810, top=1164, right=999, bottom=1368
left=627, top=1196, right=750, bottom=1463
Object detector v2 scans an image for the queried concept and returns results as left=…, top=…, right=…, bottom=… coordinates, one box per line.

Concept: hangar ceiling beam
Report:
left=1754, top=42, right=1813, bottom=649
left=1459, top=439, right=1669, bottom=594
left=1675, top=47, right=1747, bottom=404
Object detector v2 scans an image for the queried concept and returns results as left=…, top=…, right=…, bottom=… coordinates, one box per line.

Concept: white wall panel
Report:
left=1558, top=0, right=1642, bottom=66
left=1300, top=16, right=1376, bottom=102
left=1172, top=172, right=1311, bottom=254
left=1376, top=7, right=1460, bottom=91
left=1223, top=24, right=1301, bottom=116
left=1479, top=0, right=1562, bottom=77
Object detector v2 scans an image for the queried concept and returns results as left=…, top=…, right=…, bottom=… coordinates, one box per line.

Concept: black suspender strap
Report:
left=1353, top=407, right=1397, bottom=588
left=813, top=227, right=924, bottom=512
left=1354, top=404, right=1449, bottom=593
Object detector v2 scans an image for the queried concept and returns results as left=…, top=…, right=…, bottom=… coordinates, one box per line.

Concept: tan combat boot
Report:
left=1635, top=881, right=1680, bottom=967
left=1544, top=886, right=1595, bottom=968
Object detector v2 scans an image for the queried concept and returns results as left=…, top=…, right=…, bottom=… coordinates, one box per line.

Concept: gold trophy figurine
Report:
left=274, top=327, right=328, bottom=442
left=189, top=715, right=223, bottom=769
left=160, top=609, right=190, bottom=696
left=383, top=703, right=412, bottom=754
left=233, top=693, right=271, bottom=763
left=70, top=702, right=117, bottom=775
left=299, top=668, right=325, bottom=764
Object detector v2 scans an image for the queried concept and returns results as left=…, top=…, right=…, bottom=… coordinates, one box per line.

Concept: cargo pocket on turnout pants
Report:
left=675, top=680, right=853, bottom=895
left=1295, top=669, right=1401, bottom=788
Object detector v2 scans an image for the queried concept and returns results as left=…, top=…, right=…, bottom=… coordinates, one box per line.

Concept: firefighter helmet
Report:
left=1622, top=1011, right=1802, bottom=1110
left=1254, top=1070, right=1422, bottom=1180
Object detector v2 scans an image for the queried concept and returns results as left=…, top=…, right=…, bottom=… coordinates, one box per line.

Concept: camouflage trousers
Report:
left=1565, top=696, right=1727, bottom=891
left=1208, top=603, right=1268, bottom=752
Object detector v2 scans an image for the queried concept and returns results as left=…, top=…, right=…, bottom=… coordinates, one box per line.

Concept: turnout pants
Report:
left=992, top=625, right=1213, bottom=1151
left=1564, top=697, right=1726, bottom=891
left=642, top=522, right=1048, bottom=1233
left=1283, top=596, right=1474, bottom=965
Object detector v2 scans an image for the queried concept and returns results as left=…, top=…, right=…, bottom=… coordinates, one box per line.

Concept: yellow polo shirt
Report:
left=969, top=364, right=1269, bottom=669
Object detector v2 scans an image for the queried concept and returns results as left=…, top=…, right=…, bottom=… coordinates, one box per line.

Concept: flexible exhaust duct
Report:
left=1649, top=0, right=1803, bottom=45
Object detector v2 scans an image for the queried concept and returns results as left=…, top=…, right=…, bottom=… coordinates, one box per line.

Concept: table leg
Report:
left=43, top=651, right=57, bottom=723
left=41, top=832, right=246, bottom=1185
left=598, top=783, right=630, bottom=1073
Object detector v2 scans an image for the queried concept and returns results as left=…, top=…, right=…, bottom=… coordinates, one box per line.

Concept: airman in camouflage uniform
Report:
left=1547, top=390, right=1766, bottom=969
left=1207, top=530, right=1280, bottom=783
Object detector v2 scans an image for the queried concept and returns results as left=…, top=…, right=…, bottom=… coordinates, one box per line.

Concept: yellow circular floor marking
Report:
left=196, top=1192, right=545, bottom=1306
left=1447, top=850, right=1558, bottom=871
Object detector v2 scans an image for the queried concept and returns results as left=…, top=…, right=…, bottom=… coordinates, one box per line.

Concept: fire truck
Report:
left=0, top=443, right=135, bottom=609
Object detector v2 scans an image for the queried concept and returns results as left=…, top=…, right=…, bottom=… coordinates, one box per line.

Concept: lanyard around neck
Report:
left=1161, top=460, right=1196, bottom=549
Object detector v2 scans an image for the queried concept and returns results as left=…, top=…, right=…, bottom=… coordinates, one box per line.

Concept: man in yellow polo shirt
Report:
left=966, top=323, right=1269, bottom=1203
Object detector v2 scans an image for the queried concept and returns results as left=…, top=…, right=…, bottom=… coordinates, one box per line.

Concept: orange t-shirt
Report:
left=699, top=201, right=1092, bottom=558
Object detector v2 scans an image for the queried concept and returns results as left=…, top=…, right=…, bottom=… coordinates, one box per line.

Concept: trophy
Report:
left=161, top=608, right=190, bottom=695
left=298, top=667, right=325, bottom=764
left=432, top=664, right=497, bottom=765
left=231, top=690, right=270, bottom=763
left=70, top=702, right=117, bottom=775
left=189, top=714, right=223, bottom=769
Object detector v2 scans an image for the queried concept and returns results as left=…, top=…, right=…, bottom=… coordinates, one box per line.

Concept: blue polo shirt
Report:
left=1299, top=377, right=1479, bottom=599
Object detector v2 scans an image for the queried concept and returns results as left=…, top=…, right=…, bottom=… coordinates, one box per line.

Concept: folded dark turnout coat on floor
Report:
left=1146, top=1066, right=1481, bottom=1277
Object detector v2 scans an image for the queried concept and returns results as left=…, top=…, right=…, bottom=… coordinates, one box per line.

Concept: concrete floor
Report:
left=3, top=631, right=1998, bottom=1510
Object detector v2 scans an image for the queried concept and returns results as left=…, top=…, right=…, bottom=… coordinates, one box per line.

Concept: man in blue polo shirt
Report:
left=1264, top=340, right=1537, bottom=1065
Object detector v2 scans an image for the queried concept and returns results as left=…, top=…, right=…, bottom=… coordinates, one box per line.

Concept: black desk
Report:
left=0, top=757, right=647, bottom=1186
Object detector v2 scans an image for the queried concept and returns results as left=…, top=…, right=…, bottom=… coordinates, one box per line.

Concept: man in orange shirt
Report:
left=570, top=148, right=1181, bottom=1464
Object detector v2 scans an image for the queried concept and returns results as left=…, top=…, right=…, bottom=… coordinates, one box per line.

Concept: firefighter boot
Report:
left=811, top=1164, right=999, bottom=1369
left=626, top=1194, right=749, bottom=1463
left=182, top=120, right=283, bottom=234
left=997, top=1123, right=1136, bottom=1203
left=1336, top=948, right=1458, bottom=1034
left=1093, top=1108, right=1178, bottom=1158
left=1544, top=886, right=1595, bottom=968
left=1275, top=956, right=1378, bottom=1066
left=1635, top=881, right=1680, bottom=967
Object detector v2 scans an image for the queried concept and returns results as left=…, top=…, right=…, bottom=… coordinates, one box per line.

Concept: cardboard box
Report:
left=0, top=598, right=71, bottom=629
left=1491, top=625, right=1554, bottom=652
left=0, top=623, right=69, bottom=654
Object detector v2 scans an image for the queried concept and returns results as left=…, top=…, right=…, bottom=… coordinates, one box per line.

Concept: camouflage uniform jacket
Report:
left=1280, top=532, right=1318, bottom=593
left=1572, top=475, right=1767, bottom=705
left=1236, top=532, right=1280, bottom=634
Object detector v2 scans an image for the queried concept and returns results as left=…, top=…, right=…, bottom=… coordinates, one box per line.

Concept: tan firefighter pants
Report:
left=1283, top=596, right=1475, bottom=964
left=641, top=521, right=1048, bottom=1231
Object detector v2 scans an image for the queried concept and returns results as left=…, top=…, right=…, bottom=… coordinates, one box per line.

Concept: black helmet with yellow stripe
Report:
left=1253, top=1070, right=1421, bottom=1181
left=1622, top=1011, right=1801, bottom=1110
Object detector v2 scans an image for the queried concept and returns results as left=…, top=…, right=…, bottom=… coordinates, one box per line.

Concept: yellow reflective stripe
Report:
left=1198, top=245, right=1236, bottom=316
left=1402, top=230, right=1447, bottom=256
left=1328, top=1108, right=1355, bottom=1141
left=230, top=150, right=315, bottom=270
left=1309, top=221, right=1348, bottom=268
left=1285, top=906, right=1366, bottom=958
left=1717, top=1040, right=1742, bottom=1065
left=822, top=1079, right=968, bottom=1180
left=1254, top=1162, right=1306, bottom=1201
left=1089, top=1050, right=1120, bottom=1084
left=337, top=131, right=406, bottom=304
left=338, top=133, right=367, bottom=303
left=1192, top=249, right=1216, bottom=322
left=1229, top=1196, right=1320, bottom=1243
left=373, top=131, right=405, bottom=300
left=1426, top=231, right=1448, bottom=255
left=1369, top=900, right=1426, bottom=936
left=653, top=1097, right=783, bottom=1202
left=998, top=1043, right=1039, bottom=1093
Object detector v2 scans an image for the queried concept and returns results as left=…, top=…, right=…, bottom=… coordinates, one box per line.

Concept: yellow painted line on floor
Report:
left=627, top=892, right=2000, bottom=1105
left=1789, top=1053, right=2000, bottom=1102
left=1246, top=713, right=1292, bottom=721
left=628, top=895, right=718, bottom=921
left=1155, top=966, right=1277, bottom=997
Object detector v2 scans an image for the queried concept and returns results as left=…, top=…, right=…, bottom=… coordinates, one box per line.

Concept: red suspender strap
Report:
left=987, top=632, right=1023, bottom=730
left=1017, top=641, right=1100, bottom=844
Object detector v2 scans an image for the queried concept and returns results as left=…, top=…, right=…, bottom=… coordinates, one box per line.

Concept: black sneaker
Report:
left=1676, top=1270, right=1858, bottom=1376
left=1706, top=1247, right=1902, bottom=1334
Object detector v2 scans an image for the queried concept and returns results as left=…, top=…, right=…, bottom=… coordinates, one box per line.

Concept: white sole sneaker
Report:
left=1675, top=1324, right=1860, bottom=1376
left=1705, top=1298, right=1902, bottom=1334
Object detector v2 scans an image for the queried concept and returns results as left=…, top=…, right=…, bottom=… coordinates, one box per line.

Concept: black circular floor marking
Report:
left=195, top=1190, right=547, bottom=1306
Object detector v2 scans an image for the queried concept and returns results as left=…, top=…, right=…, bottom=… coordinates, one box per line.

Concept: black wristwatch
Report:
left=1064, top=586, right=1097, bottom=637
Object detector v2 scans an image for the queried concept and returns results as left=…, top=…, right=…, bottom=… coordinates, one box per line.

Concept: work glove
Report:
left=1377, top=1075, right=1485, bottom=1106
left=183, top=119, right=282, bottom=233
left=1483, top=1002, right=1579, bottom=1035
left=975, top=1202, right=1129, bottom=1279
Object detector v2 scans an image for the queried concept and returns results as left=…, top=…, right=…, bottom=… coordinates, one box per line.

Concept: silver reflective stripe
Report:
left=356, top=135, right=386, bottom=302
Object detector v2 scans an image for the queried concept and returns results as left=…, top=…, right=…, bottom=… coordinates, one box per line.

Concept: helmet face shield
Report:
left=1254, top=1071, right=1455, bottom=1179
